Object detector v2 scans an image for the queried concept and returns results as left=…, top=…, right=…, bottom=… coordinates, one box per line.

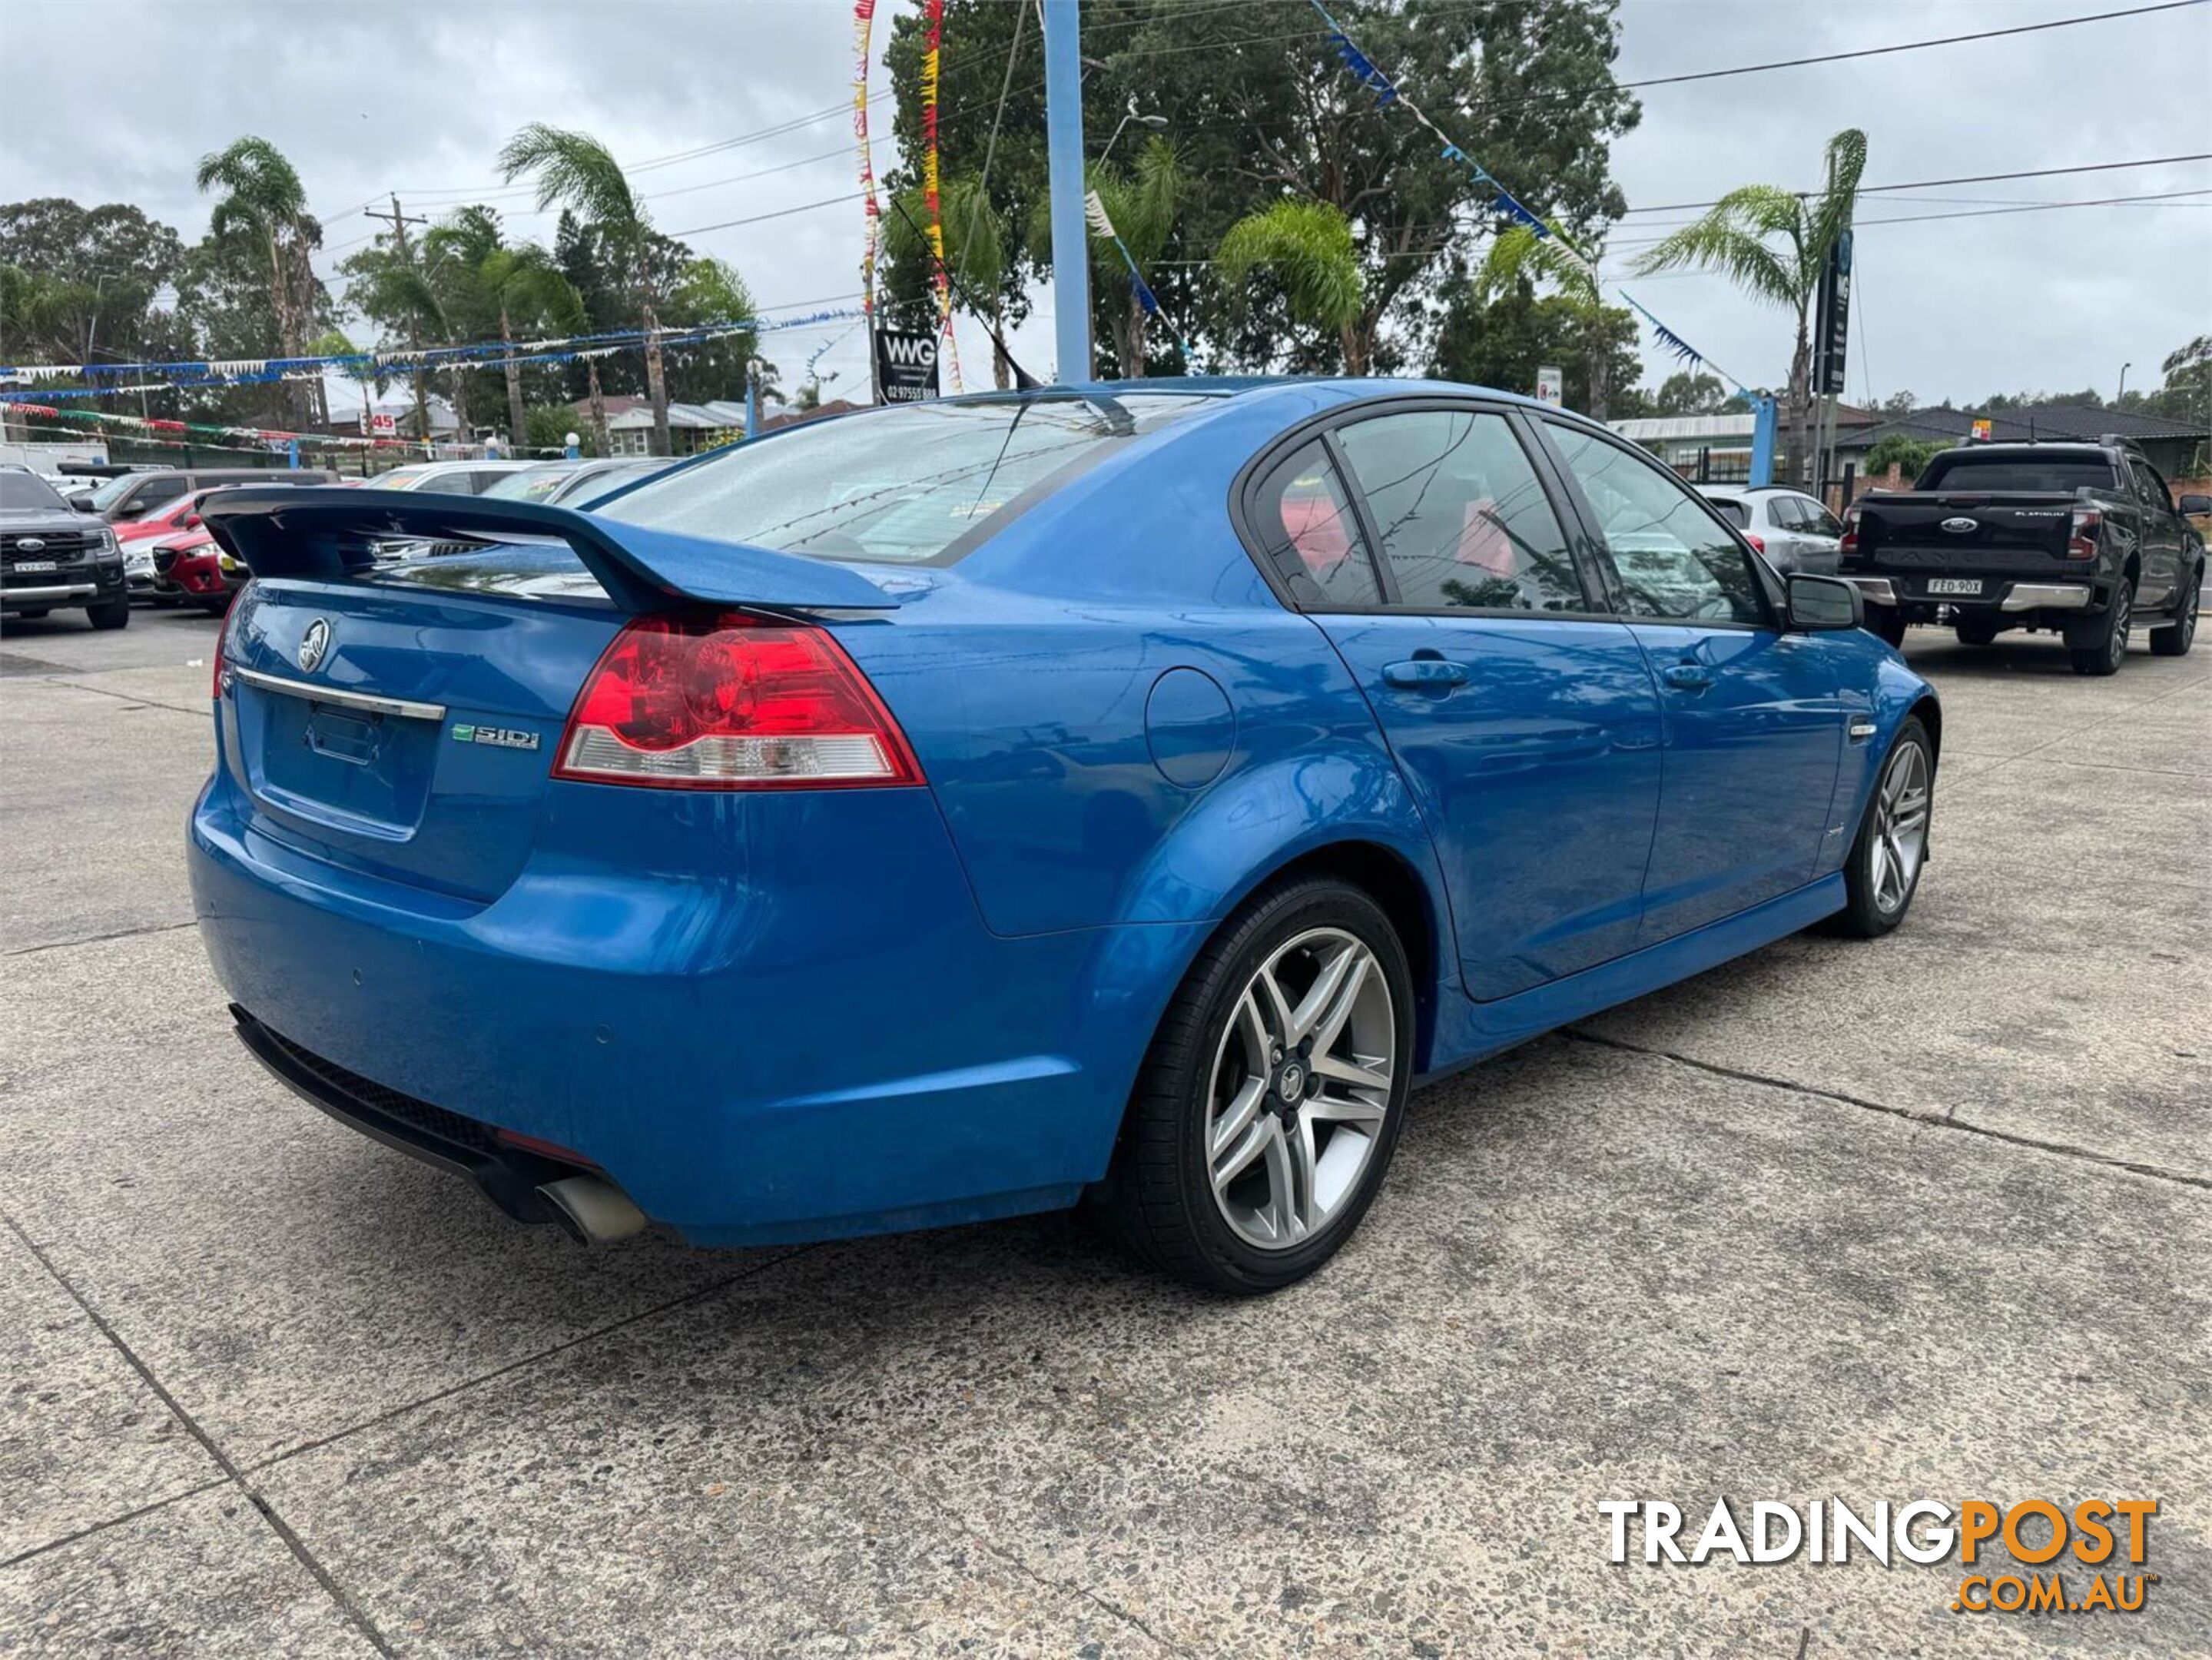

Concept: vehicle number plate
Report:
left=1926, top=578, right=1983, bottom=596
left=12, top=559, right=57, bottom=574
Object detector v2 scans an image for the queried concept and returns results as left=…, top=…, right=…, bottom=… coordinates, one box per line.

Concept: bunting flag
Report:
left=918, top=0, right=962, bottom=391
left=1083, top=193, right=1184, bottom=358
left=0, top=307, right=866, bottom=403
left=1325, top=28, right=1397, bottom=105
left=854, top=0, right=883, bottom=320
left=8, top=403, right=420, bottom=449
left=1616, top=290, right=1710, bottom=370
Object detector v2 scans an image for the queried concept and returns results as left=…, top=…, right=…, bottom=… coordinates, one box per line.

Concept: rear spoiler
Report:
left=200, top=487, right=901, bottom=613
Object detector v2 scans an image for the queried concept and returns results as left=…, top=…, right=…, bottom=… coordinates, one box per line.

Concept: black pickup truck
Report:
left=1839, top=438, right=2204, bottom=675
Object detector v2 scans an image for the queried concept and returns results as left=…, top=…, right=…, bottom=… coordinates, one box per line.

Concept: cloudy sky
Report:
left=3, top=0, right=2207, bottom=410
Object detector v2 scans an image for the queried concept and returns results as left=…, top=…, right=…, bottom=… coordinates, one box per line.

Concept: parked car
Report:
left=0, top=464, right=130, bottom=629
left=116, top=485, right=263, bottom=602
left=193, top=381, right=1939, bottom=1292
left=481, top=456, right=675, bottom=507
left=1839, top=438, right=2203, bottom=672
left=367, top=460, right=541, bottom=496
left=85, top=466, right=336, bottom=524
left=148, top=529, right=238, bottom=614
left=1696, top=484, right=1844, bottom=573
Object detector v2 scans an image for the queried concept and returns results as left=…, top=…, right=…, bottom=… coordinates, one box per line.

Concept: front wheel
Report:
left=1826, top=719, right=1934, bottom=939
left=2068, top=585, right=2131, bottom=676
left=1105, top=876, right=1414, bottom=1293
left=85, top=597, right=131, bottom=630
left=2149, top=566, right=2199, bottom=657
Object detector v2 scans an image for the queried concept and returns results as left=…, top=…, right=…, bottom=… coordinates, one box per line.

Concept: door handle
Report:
left=1383, top=658, right=1471, bottom=690
left=1661, top=662, right=1715, bottom=691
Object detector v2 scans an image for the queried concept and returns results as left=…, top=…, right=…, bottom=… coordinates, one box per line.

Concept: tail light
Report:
left=553, top=612, right=924, bottom=791
left=1743, top=532, right=1766, bottom=556
left=1839, top=503, right=1861, bottom=563
left=211, top=596, right=232, bottom=699
left=2068, top=507, right=2101, bottom=559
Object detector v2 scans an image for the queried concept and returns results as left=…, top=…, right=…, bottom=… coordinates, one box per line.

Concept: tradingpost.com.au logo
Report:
left=1602, top=1498, right=2160, bottom=1617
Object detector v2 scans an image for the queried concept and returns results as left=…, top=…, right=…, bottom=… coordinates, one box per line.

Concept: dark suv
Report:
left=1, top=466, right=128, bottom=629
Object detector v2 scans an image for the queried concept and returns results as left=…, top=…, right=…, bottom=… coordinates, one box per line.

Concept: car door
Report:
left=1540, top=420, right=1848, bottom=944
left=1249, top=403, right=1665, bottom=1001
left=1791, top=493, right=1846, bottom=575
left=2125, top=456, right=2185, bottom=608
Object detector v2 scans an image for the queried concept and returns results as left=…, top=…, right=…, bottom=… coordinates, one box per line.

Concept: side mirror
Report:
left=70, top=496, right=98, bottom=513
left=1787, top=572, right=1861, bottom=632
left=2177, top=493, right=2212, bottom=517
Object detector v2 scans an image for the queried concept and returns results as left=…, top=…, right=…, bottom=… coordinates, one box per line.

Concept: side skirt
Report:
left=1417, top=873, right=1847, bottom=1083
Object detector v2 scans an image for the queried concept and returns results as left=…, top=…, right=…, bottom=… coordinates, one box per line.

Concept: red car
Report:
left=114, top=487, right=225, bottom=546
left=148, top=528, right=244, bottom=615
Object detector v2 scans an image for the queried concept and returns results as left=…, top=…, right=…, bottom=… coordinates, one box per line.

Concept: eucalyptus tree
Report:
left=1631, top=128, right=1868, bottom=485
left=499, top=124, right=672, bottom=456
left=1081, top=137, right=1186, bottom=375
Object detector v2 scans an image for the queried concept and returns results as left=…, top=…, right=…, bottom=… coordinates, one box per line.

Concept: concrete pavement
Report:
left=2, top=607, right=2205, bottom=1657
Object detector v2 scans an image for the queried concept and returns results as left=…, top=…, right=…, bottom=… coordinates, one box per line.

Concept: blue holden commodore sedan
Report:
left=191, top=380, right=1938, bottom=1292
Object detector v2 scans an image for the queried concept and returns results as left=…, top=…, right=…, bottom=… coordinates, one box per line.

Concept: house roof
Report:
left=1839, top=402, right=2209, bottom=453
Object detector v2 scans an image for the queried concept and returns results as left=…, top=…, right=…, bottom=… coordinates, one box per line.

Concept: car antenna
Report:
left=885, top=192, right=1042, bottom=392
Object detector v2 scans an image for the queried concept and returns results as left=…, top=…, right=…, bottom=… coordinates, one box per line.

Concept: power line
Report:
left=1617, top=153, right=2212, bottom=214
left=1607, top=185, right=2212, bottom=251
left=666, top=191, right=871, bottom=241
left=1609, top=0, right=2207, bottom=95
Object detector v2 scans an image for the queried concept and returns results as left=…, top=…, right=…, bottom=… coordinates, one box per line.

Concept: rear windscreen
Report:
left=1915, top=453, right=2114, bottom=493
left=1706, top=497, right=1746, bottom=528
left=595, top=393, right=1216, bottom=564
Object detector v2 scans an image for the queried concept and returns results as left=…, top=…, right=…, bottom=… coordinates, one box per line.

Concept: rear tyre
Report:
left=1954, top=620, right=2000, bottom=647
left=85, top=597, right=131, bottom=631
left=1868, top=605, right=1907, bottom=649
left=1826, top=718, right=1934, bottom=939
left=2068, top=584, right=2131, bottom=676
left=1105, top=875, right=1414, bottom=1293
left=2149, top=566, right=2199, bottom=657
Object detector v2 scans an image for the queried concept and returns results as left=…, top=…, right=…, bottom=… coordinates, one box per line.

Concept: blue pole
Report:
left=1042, top=0, right=1090, bottom=381
left=745, top=363, right=760, bottom=440
left=1748, top=395, right=1778, bottom=488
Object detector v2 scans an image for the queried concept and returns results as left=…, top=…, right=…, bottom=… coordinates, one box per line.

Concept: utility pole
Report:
left=1042, top=0, right=1090, bottom=381
left=363, top=194, right=433, bottom=453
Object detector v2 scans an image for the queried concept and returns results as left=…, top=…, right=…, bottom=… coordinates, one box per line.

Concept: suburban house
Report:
left=1836, top=402, right=2211, bottom=482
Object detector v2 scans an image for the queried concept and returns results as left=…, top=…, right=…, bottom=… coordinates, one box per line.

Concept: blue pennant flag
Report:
left=1130, top=273, right=1162, bottom=317
left=1327, top=32, right=1397, bottom=105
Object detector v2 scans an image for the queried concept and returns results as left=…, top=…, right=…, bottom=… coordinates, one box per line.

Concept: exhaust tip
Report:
left=536, top=1174, right=651, bottom=1247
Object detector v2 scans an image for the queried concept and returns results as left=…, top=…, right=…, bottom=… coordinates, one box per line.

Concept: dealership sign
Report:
left=874, top=327, right=940, bottom=403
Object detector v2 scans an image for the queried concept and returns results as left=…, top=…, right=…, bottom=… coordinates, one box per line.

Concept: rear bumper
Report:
left=1842, top=575, right=2096, bottom=615
left=188, top=766, right=1201, bottom=1247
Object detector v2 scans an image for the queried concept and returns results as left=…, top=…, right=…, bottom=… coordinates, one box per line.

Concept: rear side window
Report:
left=1249, top=440, right=1379, bottom=608
left=1706, top=496, right=1747, bottom=529
left=1915, top=453, right=2114, bottom=493
left=1334, top=409, right=1584, bottom=613
left=597, top=393, right=1214, bottom=564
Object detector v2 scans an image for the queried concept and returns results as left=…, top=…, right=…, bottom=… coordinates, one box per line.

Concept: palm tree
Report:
left=339, top=233, right=446, bottom=442
left=1215, top=201, right=1364, bottom=370
left=1481, top=225, right=1620, bottom=420
left=1631, top=128, right=1866, bottom=487
left=1083, top=137, right=1185, bottom=376
left=499, top=124, right=672, bottom=456
left=885, top=174, right=1012, bottom=388
left=424, top=208, right=581, bottom=451
left=195, top=136, right=316, bottom=425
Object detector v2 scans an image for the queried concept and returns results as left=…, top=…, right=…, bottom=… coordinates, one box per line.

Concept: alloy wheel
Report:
left=1203, top=927, right=1395, bottom=1251
left=2106, top=586, right=2132, bottom=669
left=1869, top=742, right=1931, bottom=915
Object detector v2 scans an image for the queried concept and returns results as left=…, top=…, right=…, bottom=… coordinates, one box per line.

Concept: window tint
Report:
left=599, top=393, right=1214, bottom=564
left=1335, top=409, right=1584, bottom=612
left=1548, top=423, right=1769, bottom=626
left=1705, top=496, right=1747, bottom=530
left=1249, top=440, right=1379, bottom=608
left=1802, top=498, right=1845, bottom=537
left=1915, top=453, right=2114, bottom=493
left=131, top=478, right=187, bottom=511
